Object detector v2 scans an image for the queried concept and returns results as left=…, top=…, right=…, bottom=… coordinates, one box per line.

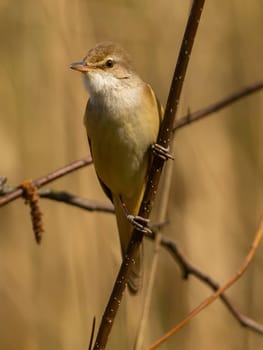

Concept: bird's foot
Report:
left=127, top=214, right=152, bottom=234
left=151, top=143, right=174, bottom=161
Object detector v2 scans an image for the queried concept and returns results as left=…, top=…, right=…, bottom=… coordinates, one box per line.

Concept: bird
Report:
left=70, top=41, right=162, bottom=293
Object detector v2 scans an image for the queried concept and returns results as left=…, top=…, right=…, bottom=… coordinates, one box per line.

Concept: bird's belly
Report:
left=85, top=87, right=160, bottom=198
left=91, top=120, right=150, bottom=198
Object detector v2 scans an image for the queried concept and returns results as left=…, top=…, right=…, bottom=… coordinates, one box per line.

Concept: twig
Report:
left=23, top=181, right=263, bottom=335
left=39, top=189, right=114, bottom=213
left=0, top=156, right=92, bottom=207
left=174, top=80, right=263, bottom=131
left=21, top=177, right=263, bottom=335
left=92, top=1, right=206, bottom=349
left=146, top=218, right=263, bottom=350
left=1, top=81, right=262, bottom=209
left=158, top=234, right=263, bottom=334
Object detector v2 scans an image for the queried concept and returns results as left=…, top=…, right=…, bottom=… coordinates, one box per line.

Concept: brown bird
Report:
left=71, top=42, right=162, bottom=293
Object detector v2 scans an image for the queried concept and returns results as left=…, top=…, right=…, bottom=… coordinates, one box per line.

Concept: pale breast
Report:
left=84, top=83, right=160, bottom=198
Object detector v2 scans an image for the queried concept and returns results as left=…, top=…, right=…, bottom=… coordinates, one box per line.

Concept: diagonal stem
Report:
left=92, top=1, right=206, bottom=349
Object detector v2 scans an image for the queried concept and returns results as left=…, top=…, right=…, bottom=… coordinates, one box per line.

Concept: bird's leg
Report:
left=119, top=196, right=152, bottom=234
left=151, top=143, right=174, bottom=161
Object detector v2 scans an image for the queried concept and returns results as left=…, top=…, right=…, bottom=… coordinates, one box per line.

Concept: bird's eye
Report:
left=105, top=58, right=114, bottom=68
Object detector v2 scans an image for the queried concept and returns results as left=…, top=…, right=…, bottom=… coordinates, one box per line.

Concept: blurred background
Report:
left=0, top=0, right=263, bottom=349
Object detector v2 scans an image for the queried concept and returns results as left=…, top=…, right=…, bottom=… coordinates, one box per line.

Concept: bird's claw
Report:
left=127, top=214, right=152, bottom=234
left=151, top=143, right=174, bottom=161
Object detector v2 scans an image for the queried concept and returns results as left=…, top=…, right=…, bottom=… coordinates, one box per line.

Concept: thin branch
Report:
left=1, top=81, right=262, bottom=209
left=158, top=234, right=263, bottom=334
left=174, top=80, right=263, bottom=131
left=5, top=166, right=263, bottom=334
left=21, top=177, right=263, bottom=335
left=39, top=189, right=114, bottom=213
left=92, top=1, right=206, bottom=349
left=0, top=16, right=261, bottom=350
left=21, top=178, right=263, bottom=335
left=146, top=218, right=263, bottom=350
left=0, top=156, right=92, bottom=207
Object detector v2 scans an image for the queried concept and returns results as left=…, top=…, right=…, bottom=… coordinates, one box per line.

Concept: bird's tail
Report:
left=113, top=188, right=144, bottom=294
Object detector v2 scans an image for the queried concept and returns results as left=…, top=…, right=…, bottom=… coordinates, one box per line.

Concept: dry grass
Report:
left=0, top=1, right=263, bottom=349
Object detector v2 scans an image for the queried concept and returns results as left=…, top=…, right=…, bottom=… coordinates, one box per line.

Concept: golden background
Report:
left=0, top=0, right=263, bottom=349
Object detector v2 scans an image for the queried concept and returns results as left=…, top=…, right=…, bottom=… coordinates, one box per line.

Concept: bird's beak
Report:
left=70, top=61, right=89, bottom=73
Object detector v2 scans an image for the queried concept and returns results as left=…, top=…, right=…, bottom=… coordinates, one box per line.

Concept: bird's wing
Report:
left=87, top=136, right=113, bottom=203
left=84, top=98, right=113, bottom=203
left=145, top=84, right=164, bottom=171
left=147, top=83, right=164, bottom=124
